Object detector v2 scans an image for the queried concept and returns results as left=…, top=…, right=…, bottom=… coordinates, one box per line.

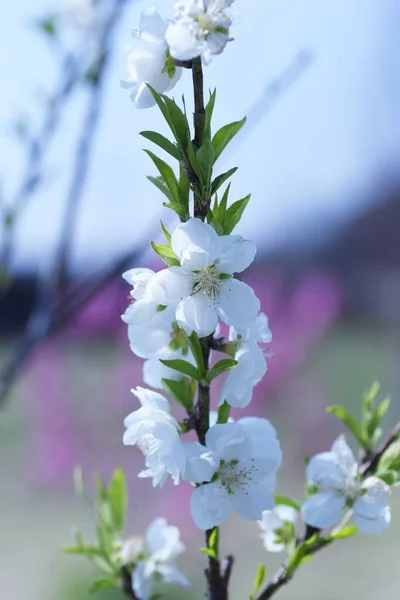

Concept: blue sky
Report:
left=1, top=0, right=400, bottom=270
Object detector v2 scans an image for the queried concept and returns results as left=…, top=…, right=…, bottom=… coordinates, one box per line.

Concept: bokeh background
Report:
left=1, top=0, right=400, bottom=598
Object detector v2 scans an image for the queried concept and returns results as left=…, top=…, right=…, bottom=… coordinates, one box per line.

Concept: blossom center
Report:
left=192, top=265, right=222, bottom=298
left=217, top=458, right=256, bottom=494
left=137, top=433, right=157, bottom=455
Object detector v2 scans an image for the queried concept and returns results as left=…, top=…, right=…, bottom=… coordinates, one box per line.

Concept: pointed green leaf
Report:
left=144, top=150, right=180, bottom=200
left=378, top=439, right=400, bottom=472
left=363, top=381, right=380, bottom=415
left=147, top=175, right=174, bottom=203
left=224, top=194, right=251, bottom=234
left=211, top=167, right=238, bottom=196
left=108, top=468, right=127, bottom=534
left=89, top=579, right=118, bottom=594
left=212, top=117, right=246, bottom=162
left=159, top=358, right=201, bottom=381
left=326, top=405, right=367, bottom=448
left=206, top=358, right=238, bottom=382
left=179, top=166, right=190, bottom=209
left=217, top=401, right=230, bottom=424
left=187, top=331, right=205, bottom=376
left=160, top=221, right=172, bottom=246
left=376, top=470, right=399, bottom=485
left=208, top=527, right=219, bottom=555
left=162, top=377, right=195, bottom=411
left=187, top=142, right=205, bottom=186
left=274, top=495, right=301, bottom=511
left=151, top=241, right=180, bottom=267
left=162, top=201, right=187, bottom=219
left=330, top=524, right=357, bottom=540
left=196, top=138, right=215, bottom=186
left=161, top=94, right=191, bottom=149
left=140, top=131, right=182, bottom=160
left=253, top=564, right=266, bottom=597
left=205, top=89, right=216, bottom=138
left=200, top=547, right=217, bottom=559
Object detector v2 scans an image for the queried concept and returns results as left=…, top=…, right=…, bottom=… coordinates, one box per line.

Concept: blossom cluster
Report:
left=121, top=3, right=235, bottom=108
left=115, top=518, right=189, bottom=600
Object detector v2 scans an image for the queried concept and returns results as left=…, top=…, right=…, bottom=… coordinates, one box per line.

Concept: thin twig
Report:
left=0, top=0, right=132, bottom=406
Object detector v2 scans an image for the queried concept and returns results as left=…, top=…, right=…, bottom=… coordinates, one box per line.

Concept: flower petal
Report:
left=231, top=480, right=274, bottom=520
left=217, top=235, right=256, bottom=274
left=190, top=482, right=232, bottom=530
left=131, top=387, right=170, bottom=412
left=183, top=441, right=218, bottom=483
left=147, top=267, right=191, bottom=305
left=301, top=491, right=345, bottom=529
left=217, top=279, right=260, bottom=331
left=176, top=293, right=219, bottom=337
left=171, top=218, right=218, bottom=263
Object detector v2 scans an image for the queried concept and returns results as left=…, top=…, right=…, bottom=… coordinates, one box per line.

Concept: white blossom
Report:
left=147, top=218, right=260, bottom=338
left=122, top=268, right=195, bottom=388
left=221, top=313, right=271, bottom=408
left=122, top=518, right=189, bottom=600
left=258, top=505, right=298, bottom=552
left=301, top=435, right=391, bottom=534
left=184, top=418, right=282, bottom=530
left=123, top=388, right=186, bottom=487
left=166, top=0, right=234, bottom=64
left=121, top=7, right=182, bottom=109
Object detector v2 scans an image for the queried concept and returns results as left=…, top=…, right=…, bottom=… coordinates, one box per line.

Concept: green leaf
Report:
left=206, top=358, right=238, bottom=382
left=161, top=94, right=191, bottom=150
left=274, top=495, right=301, bottom=511
left=224, top=194, right=251, bottom=234
left=363, top=381, right=380, bottom=415
left=179, top=167, right=190, bottom=210
left=200, top=547, right=217, bottom=559
left=159, top=359, right=201, bottom=381
left=378, top=439, right=400, bottom=472
left=212, top=117, right=246, bottom=163
left=151, top=241, right=180, bottom=267
left=217, top=401, right=230, bottom=424
left=208, top=527, right=219, bottom=556
left=187, top=331, right=206, bottom=376
left=140, top=131, right=182, bottom=161
left=376, top=470, right=399, bottom=485
left=330, top=524, right=357, bottom=540
left=366, top=397, right=391, bottom=439
left=144, top=150, right=180, bottom=201
left=326, top=405, right=367, bottom=448
left=211, top=167, right=238, bottom=196
left=196, top=138, right=215, bottom=188
left=162, top=201, right=187, bottom=218
left=252, top=564, right=266, bottom=597
left=89, top=579, right=118, bottom=594
left=108, top=469, right=127, bottom=534
left=205, top=89, right=216, bottom=139
left=187, top=142, right=205, bottom=186
left=147, top=175, right=174, bottom=203
left=162, top=377, right=195, bottom=411
left=160, top=221, right=172, bottom=246
left=62, top=545, right=103, bottom=557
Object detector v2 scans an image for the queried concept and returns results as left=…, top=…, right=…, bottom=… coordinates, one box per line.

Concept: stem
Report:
left=192, top=57, right=206, bottom=149
left=191, top=57, right=210, bottom=221
left=189, top=55, right=231, bottom=600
